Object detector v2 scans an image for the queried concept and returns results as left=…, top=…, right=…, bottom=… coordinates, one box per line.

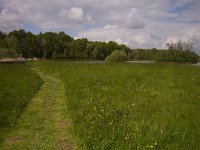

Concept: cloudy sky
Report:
left=0, top=0, right=200, bottom=53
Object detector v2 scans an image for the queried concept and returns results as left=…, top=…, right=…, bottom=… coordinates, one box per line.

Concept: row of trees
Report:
left=166, top=41, right=193, bottom=51
left=0, top=30, right=130, bottom=59
left=129, top=48, right=199, bottom=63
left=0, top=29, right=199, bottom=62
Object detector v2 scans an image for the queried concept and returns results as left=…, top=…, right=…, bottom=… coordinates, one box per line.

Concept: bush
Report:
left=105, top=50, right=128, bottom=62
left=156, top=50, right=198, bottom=63
left=0, top=49, right=18, bottom=59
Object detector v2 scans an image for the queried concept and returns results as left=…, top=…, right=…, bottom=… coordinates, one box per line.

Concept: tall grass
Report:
left=0, top=64, right=42, bottom=142
left=32, top=61, right=200, bottom=149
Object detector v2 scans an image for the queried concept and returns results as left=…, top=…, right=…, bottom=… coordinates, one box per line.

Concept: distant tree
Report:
left=86, top=43, right=94, bottom=58
left=0, top=29, right=133, bottom=60
left=0, top=31, right=7, bottom=48
left=5, top=36, right=19, bottom=51
left=107, top=41, right=119, bottom=54
left=0, top=31, right=6, bottom=39
left=166, top=41, right=193, bottom=51
left=7, top=29, right=27, bottom=56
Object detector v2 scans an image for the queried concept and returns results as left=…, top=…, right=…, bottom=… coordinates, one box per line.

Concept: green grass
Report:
left=31, top=61, right=200, bottom=150
left=0, top=64, right=42, bottom=143
left=1, top=67, right=75, bottom=150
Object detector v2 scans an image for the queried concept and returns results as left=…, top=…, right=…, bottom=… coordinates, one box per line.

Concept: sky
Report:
left=0, top=0, right=200, bottom=54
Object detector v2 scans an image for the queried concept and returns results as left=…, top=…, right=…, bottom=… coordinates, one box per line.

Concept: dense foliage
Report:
left=0, top=30, right=199, bottom=62
left=33, top=61, right=200, bottom=150
left=196, top=56, right=200, bottom=62
left=129, top=48, right=199, bottom=63
left=0, top=64, right=42, bottom=143
left=156, top=50, right=198, bottom=63
left=129, top=48, right=159, bottom=60
left=0, top=48, right=18, bottom=58
left=105, top=50, right=128, bottom=62
left=0, top=30, right=130, bottom=59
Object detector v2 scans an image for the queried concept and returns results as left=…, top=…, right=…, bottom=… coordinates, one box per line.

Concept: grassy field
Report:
left=0, top=64, right=42, bottom=143
left=29, top=61, right=200, bottom=150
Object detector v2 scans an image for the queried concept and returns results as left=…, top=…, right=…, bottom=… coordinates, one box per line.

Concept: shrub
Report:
left=0, top=49, right=18, bottom=59
left=105, top=50, right=128, bottom=62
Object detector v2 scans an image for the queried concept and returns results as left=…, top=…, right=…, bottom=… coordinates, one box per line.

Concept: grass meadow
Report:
left=31, top=61, right=200, bottom=150
left=0, top=64, right=42, bottom=143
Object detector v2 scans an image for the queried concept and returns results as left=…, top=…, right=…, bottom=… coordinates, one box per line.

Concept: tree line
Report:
left=129, top=48, right=199, bottom=63
left=166, top=41, right=193, bottom=51
left=0, top=29, right=199, bottom=63
left=0, top=29, right=130, bottom=59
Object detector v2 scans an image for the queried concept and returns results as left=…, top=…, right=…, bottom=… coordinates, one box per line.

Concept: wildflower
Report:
left=147, top=145, right=154, bottom=148
left=155, top=142, right=157, bottom=145
left=93, top=106, right=96, bottom=111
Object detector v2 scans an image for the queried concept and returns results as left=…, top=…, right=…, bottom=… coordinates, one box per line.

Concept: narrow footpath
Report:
left=1, top=68, right=74, bottom=150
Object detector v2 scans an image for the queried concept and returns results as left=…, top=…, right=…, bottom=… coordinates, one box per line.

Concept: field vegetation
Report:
left=0, top=64, right=42, bottom=143
left=31, top=61, right=200, bottom=150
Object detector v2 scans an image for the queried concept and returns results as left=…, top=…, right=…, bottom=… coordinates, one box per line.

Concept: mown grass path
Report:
left=1, top=67, right=74, bottom=150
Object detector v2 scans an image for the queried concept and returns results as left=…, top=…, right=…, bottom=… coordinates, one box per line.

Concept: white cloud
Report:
left=104, top=25, right=118, bottom=29
left=0, top=0, right=199, bottom=54
left=59, top=7, right=85, bottom=22
left=0, top=8, right=8, bottom=15
left=0, top=8, right=24, bottom=32
left=77, top=27, right=160, bottom=48
left=115, top=38, right=129, bottom=45
left=124, top=8, right=145, bottom=29
left=77, top=22, right=200, bottom=54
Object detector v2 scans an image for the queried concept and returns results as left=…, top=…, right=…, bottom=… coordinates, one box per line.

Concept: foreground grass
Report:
left=0, top=64, right=41, bottom=143
left=32, top=61, right=200, bottom=150
left=1, top=67, right=74, bottom=149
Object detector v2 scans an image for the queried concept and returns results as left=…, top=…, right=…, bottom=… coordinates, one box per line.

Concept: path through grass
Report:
left=1, top=67, right=74, bottom=150
left=1, top=61, right=200, bottom=150
left=32, top=61, right=200, bottom=150
left=0, top=64, right=41, bottom=143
